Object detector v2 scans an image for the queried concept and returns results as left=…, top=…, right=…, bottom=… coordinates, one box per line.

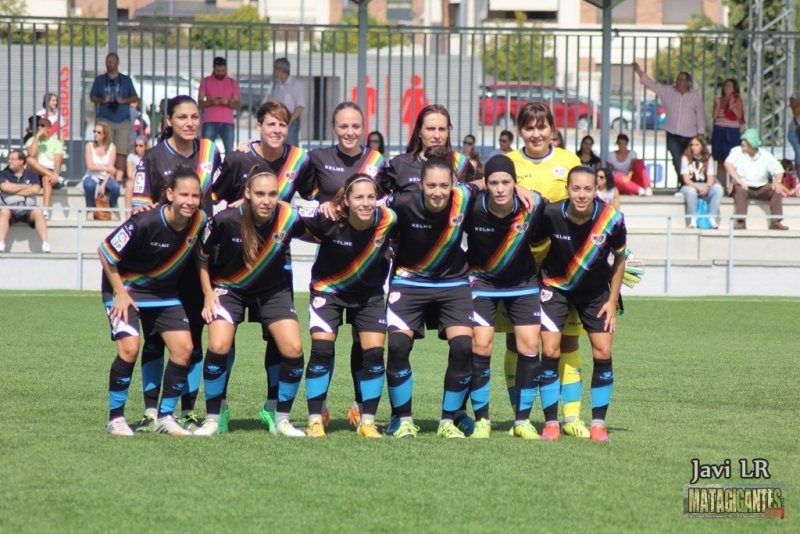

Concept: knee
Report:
left=0, top=209, right=10, bottom=221
left=592, top=344, right=612, bottom=360
left=561, top=335, right=580, bottom=353
left=282, top=339, right=304, bottom=358
left=310, top=339, right=335, bottom=361
left=515, top=336, right=539, bottom=356
left=170, top=342, right=194, bottom=365
left=387, top=333, right=412, bottom=368
left=472, top=336, right=493, bottom=356
left=448, top=334, right=473, bottom=362
left=118, top=340, right=140, bottom=361
left=208, top=339, right=232, bottom=355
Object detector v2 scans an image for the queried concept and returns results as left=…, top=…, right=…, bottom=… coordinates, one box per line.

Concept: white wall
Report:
left=264, top=0, right=330, bottom=24
left=26, top=0, right=68, bottom=17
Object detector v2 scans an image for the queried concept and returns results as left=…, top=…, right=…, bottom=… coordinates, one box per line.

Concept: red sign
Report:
left=59, top=67, right=70, bottom=140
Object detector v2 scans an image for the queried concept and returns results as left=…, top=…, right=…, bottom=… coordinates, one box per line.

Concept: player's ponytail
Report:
left=241, top=165, right=278, bottom=267
left=160, top=165, right=202, bottom=206
left=158, top=95, right=198, bottom=144
left=421, top=154, right=455, bottom=183
left=331, top=173, right=379, bottom=227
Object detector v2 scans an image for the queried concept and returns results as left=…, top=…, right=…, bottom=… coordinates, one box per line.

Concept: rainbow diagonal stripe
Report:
left=195, top=138, right=217, bottom=196
left=452, top=152, right=469, bottom=177
left=212, top=203, right=297, bottom=289
left=470, top=200, right=539, bottom=279
left=543, top=204, right=624, bottom=290
left=277, top=146, right=309, bottom=201
left=312, top=206, right=396, bottom=293
left=118, top=210, right=206, bottom=289
left=396, top=185, right=468, bottom=278
left=359, top=148, right=385, bottom=177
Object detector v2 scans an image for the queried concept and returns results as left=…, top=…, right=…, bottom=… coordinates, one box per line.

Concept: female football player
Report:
left=465, top=155, right=545, bottom=439
left=99, top=166, right=205, bottom=437
left=534, top=166, right=626, bottom=442
left=194, top=169, right=307, bottom=437
left=130, top=95, right=222, bottom=433
left=300, top=174, right=396, bottom=438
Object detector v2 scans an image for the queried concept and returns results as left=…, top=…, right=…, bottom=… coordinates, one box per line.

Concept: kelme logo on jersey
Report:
left=514, top=222, right=530, bottom=234
left=553, top=166, right=567, bottom=178
left=201, top=162, right=213, bottom=174
left=272, top=232, right=286, bottom=243
left=133, top=172, right=145, bottom=194
left=591, top=233, right=606, bottom=246
left=374, top=236, right=385, bottom=247
left=540, top=289, right=553, bottom=302
left=284, top=171, right=296, bottom=182
left=450, top=214, right=464, bottom=226
left=312, top=296, right=326, bottom=309
left=388, top=291, right=401, bottom=304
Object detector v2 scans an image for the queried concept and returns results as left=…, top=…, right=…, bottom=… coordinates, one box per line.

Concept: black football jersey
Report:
left=386, top=151, right=476, bottom=193
left=308, top=145, right=387, bottom=202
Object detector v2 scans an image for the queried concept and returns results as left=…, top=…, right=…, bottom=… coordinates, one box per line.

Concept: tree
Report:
left=481, top=12, right=555, bottom=85
left=318, top=12, right=408, bottom=53
left=0, top=0, right=27, bottom=16
left=193, top=5, right=270, bottom=51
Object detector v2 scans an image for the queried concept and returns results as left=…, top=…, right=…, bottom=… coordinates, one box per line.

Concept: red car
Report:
left=479, top=83, right=594, bottom=129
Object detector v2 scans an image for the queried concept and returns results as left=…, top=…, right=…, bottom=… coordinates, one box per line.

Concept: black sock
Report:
left=515, top=353, right=540, bottom=422
left=441, top=336, right=473, bottom=420
left=540, top=355, right=561, bottom=423
left=181, top=327, right=203, bottom=412
left=470, top=353, right=491, bottom=421
left=158, top=360, right=189, bottom=418
left=277, top=354, right=304, bottom=414
left=203, top=349, right=228, bottom=416
left=591, top=358, right=614, bottom=422
left=360, top=347, right=385, bottom=417
left=221, top=340, right=235, bottom=400
left=140, top=335, right=165, bottom=411
left=264, top=339, right=281, bottom=402
left=109, top=356, right=135, bottom=419
left=306, top=340, right=334, bottom=416
left=386, top=333, right=413, bottom=418
left=350, top=341, right=364, bottom=405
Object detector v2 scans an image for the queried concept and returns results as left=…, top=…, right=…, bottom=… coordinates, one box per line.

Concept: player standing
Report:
left=534, top=166, right=626, bottom=441
left=464, top=155, right=545, bottom=439
left=100, top=167, right=206, bottom=436
left=130, top=95, right=222, bottom=433
left=300, top=174, right=396, bottom=438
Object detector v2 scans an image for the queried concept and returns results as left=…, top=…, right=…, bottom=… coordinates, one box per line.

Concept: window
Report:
left=387, top=1, right=413, bottom=25
left=611, top=0, right=635, bottom=23
left=663, top=0, right=704, bottom=24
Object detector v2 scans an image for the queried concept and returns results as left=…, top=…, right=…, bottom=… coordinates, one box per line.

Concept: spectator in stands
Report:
left=37, top=93, right=63, bottom=143
left=0, top=149, right=50, bottom=253
left=550, top=129, right=564, bottom=148
left=269, top=58, right=305, bottom=146
left=711, top=78, right=744, bottom=189
left=725, top=129, right=788, bottom=230
left=576, top=135, right=602, bottom=169
left=595, top=167, right=619, bottom=210
left=488, top=130, right=514, bottom=159
left=89, top=52, right=139, bottom=183
left=81, top=122, right=120, bottom=219
left=125, top=136, right=148, bottom=211
left=129, top=101, right=149, bottom=147
left=786, top=91, right=800, bottom=177
left=680, top=135, right=722, bottom=229
left=634, top=63, right=705, bottom=178
left=367, top=131, right=388, bottom=158
left=461, top=134, right=476, bottom=158
left=610, top=133, right=652, bottom=196
left=23, top=116, right=35, bottom=145
left=779, top=159, right=798, bottom=197
left=24, top=117, right=64, bottom=220
left=469, top=148, right=484, bottom=179
left=199, top=56, right=240, bottom=157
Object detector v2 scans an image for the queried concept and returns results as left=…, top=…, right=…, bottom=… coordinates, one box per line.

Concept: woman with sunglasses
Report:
left=82, top=122, right=120, bottom=218
left=125, top=136, right=148, bottom=212
left=367, top=131, right=388, bottom=158
left=595, top=167, right=619, bottom=211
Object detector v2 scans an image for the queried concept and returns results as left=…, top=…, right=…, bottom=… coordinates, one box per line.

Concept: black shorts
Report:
left=106, top=304, right=189, bottom=341
left=308, top=291, right=387, bottom=335
left=539, top=284, right=610, bottom=334
left=4, top=208, right=36, bottom=227
left=177, top=264, right=204, bottom=331
left=386, top=284, right=473, bottom=340
left=472, top=291, right=541, bottom=328
left=213, top=286, right=298, bottom=328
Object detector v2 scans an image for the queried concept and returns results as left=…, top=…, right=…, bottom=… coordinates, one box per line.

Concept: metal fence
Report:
left=2, top=17, right=800, bottom=188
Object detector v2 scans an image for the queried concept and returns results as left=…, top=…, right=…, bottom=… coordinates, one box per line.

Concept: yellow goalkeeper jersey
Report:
left=507, top=146, right=582, bottom=269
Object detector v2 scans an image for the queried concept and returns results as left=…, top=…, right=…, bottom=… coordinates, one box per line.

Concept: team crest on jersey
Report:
left=450, top=214, right=464, bottom=226
left=284, top=171, right=296, bottom=182
left=374, top=236, right=385, bottom=247
left=540, top=289, right=553, bottom=302
left=298, top=206, right=317, bottom=217
left=365, top=165, right=378, bottom=176
left=591, top=233, right=606, bottom=246
left=187, top=237, right=198, bottom=246
left=201, top=162, right=213, bottom=174
left=312, top=296, right=326, bottom=309
left=513, top=222, right=529, bottom=234
left=553, top=166, right=567, bottom=178
left=272, top=232, right=286, bottom=243
left=133, top=172, right=145, bottom=194
left=388, top=291, right=401, bottom=304
left=213, top=287, right=228, bottom=296
left=110, top=230, right=130, bottom=252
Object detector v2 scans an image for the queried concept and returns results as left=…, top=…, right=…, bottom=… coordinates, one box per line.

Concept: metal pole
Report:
left=665, top=216, right=672, bottom=295
left=357, top=1, right=369, bottom=111
left=108, top=0, right=118, bottom=54
left=727, top=217, right=734, bottom=294
left=77, top=209, right=84, bottom=290
left=600, top=6, right=612, bottom=165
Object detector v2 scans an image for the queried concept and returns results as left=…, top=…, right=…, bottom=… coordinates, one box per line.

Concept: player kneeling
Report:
left=535, top=166, right=627, bottom=442
left=195, top=168, right=307, bottom=437
left=465, top=156, right=545, bottom=439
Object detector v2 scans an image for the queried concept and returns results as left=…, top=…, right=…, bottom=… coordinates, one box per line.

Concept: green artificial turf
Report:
left=0, top=292, right=796, bottom=532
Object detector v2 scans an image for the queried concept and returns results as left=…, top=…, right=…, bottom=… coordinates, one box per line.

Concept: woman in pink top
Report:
left=710, top=78, right=744, bottom=188
left=610, top=133, right=652, bottom=196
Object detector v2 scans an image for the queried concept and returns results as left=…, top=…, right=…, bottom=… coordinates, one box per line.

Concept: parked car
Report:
left=479, top=83, right=595, bottom=130
left=597, top=100, right=635, bottom=130
left=236, top=75, right=273, bottom=119
left=636, top=99, right=666, bottom=130
left=130, top=74, right=201, bottom=115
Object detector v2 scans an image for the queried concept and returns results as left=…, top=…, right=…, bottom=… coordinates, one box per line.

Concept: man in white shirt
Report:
left=269, top=58, right=305, bottom=146
left=724, top=128, right=788, bottom=230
